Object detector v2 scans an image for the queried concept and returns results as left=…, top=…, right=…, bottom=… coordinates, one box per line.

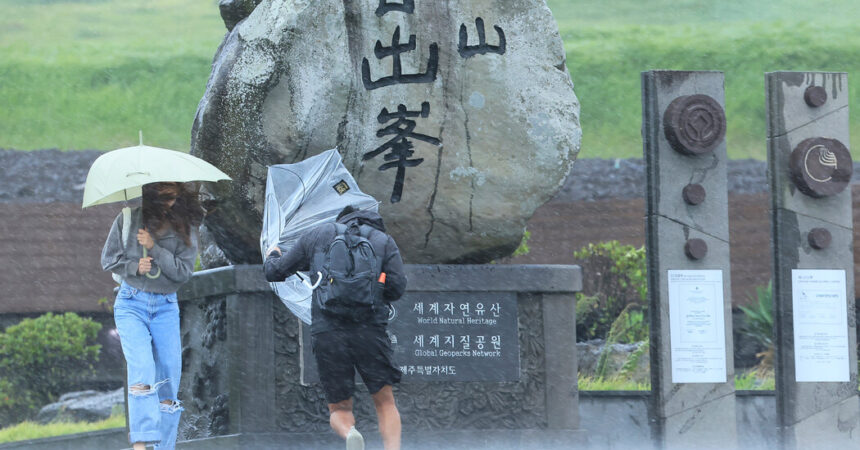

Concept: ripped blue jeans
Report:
left=114, top=282, right=183, bottom=449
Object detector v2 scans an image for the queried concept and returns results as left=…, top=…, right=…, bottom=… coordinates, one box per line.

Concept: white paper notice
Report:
left=792, top=269, right=850, bottom=382
left=668, top=270, right=727, bottom=383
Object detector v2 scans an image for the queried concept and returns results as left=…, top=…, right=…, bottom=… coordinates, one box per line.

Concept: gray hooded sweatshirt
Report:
left=101, top=207, right=198, bottom=294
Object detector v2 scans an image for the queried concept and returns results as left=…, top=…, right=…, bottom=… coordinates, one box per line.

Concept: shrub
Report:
left=578, top=374, right=650, bottom=391
left=578, top=372, right=777, bottom=391
left=595, top=305, right=650, bottom=379
left=0, top=378, right=37, bottom=426
left=574, top=241, right=647, bottom=342
left=734, top=370, right=775, bottom=391
left=0, top=313, right=102, bottom=425
left=738, top=282, right=774, bottom=376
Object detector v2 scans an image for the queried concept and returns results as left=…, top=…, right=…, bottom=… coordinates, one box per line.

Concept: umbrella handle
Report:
left=143, top=247, right=162, bottom=279
left=297, top=272, right=322, bottom=290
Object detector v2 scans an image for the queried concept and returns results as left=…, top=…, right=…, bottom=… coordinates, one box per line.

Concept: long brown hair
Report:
left=142, top=182, right=206, bottom=246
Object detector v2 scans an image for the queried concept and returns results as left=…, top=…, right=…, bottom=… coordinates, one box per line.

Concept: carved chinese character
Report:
left=458, top=18, right=506, bottom=58
left=362, top=26, right=439, bottom=90
left=375, top=0, right=414, bottom=16
left=364, top=102, right=441, bottom=203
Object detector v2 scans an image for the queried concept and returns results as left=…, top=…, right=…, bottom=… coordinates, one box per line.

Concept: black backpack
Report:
left=316, top=222, right=383, bottom=321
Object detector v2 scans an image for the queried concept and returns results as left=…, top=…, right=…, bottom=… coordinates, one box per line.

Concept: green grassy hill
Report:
left=0, top=0, right=225, bottom=151
left=1, top=0, right=858, bottom=159
left=549, top=0, right=860, bottom=159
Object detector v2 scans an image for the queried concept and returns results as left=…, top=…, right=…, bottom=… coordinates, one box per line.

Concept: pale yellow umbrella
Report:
left=81, top=133, right=230, bottom=208
left=82, top=132, right=231, bottom=278
left=82, top=132, right=231, bottom=208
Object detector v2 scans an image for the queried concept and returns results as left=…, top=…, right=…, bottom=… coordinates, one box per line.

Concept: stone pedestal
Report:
left=766, top=71, right=859, bottom=449
left=642, top=70, right=738, bottom=449
left=175, top=264, right=582, bottom=445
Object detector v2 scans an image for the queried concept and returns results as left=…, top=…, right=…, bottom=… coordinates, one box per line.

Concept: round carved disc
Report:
left=682, top=183, right=706, bottom=205
left=684, top=238, right=708, bottom=260
left=663, top=94, right=726, bottom=156
left=808, top=228, right=832, bottom=250
left=804, top=86, right=827, bottom=107
left=789, top=137, right=852, bottom=198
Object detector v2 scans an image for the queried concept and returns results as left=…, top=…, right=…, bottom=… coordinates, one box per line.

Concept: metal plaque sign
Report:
left=791, top=269, right=850, bottom=382
left=667, top=270, right=728, bottom=383
left=300, top=291, right=520, bottom=383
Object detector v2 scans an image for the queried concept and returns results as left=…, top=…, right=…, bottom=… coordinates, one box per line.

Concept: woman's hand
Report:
left=137, top=229, right=155, bottom=250
left=138, top=257, right=153, bottom=275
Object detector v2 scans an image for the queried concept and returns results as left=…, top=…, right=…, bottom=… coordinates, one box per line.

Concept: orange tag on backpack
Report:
left=378, top=272, right=386, bottom=283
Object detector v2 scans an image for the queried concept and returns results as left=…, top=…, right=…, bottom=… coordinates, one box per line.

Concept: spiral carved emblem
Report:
left=663, top=95, right=726, bottom=156
left=789, top=137, right=852, bottom=198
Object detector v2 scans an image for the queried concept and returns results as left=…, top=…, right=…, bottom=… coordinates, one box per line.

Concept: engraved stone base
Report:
left=176, top=264, right=582, bottom=440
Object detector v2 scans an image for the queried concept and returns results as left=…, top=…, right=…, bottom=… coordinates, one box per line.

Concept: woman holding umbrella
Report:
left=84, top=136, right=229, bottom=449
left=101, top=181, right=204, bottom=450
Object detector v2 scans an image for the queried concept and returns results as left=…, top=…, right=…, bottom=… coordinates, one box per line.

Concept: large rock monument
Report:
left=193, top=0, right=581, bottom=264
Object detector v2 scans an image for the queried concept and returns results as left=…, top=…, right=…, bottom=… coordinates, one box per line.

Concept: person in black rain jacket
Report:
left=264, top=205, right=406, bottom=450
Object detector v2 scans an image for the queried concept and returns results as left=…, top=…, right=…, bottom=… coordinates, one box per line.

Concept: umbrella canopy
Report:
left=82, top=137, right=231, bottom=208
left=261, top=149, right=378, bottom=324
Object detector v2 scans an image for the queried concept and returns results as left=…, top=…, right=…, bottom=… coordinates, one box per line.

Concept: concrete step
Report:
left=177, top=430, right=590, bottom=450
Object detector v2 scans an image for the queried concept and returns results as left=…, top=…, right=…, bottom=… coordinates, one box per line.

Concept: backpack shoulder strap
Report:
left=333, top=223, right=347, bottom=236
left=111, top=207, right=132, bottom=285
left=120, top=207, right=131, bottom=249
left=357, top=224, right=374, bottom=238
left=360, top=225, right=387, bottom=248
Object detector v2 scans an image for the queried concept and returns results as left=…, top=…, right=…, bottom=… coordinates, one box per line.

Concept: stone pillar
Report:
left=542, top=292, right=579, bottom=429
left=766, top=71, right=859, bottom=449
left=641, top=70, right=738, bottom=449
left=225, top=290, right=276, bottom=434
left=178, top=266, right=277, bottom=436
